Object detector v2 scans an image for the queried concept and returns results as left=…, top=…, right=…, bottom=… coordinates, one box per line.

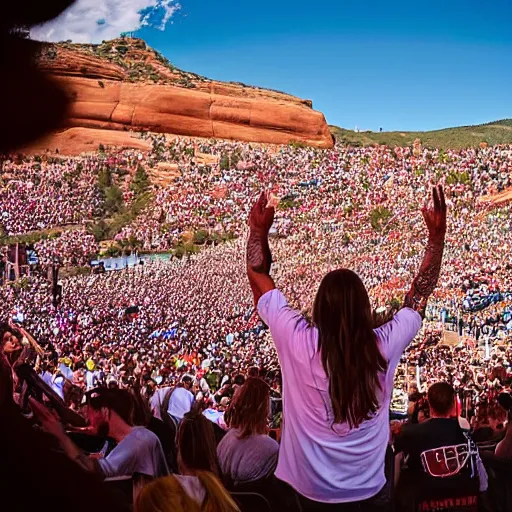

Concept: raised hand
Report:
left=246, top=191, right=277, bottom=306
left=422, top=185, right=447, bottom=243
left=29, top=397, right=66, bottom=439
left=404, top=185, right=448, bottom=317
left=248, top=191, right=275, bottom=234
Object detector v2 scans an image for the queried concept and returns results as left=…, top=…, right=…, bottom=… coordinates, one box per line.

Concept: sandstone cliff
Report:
left=37, top=38, right=334, bottom=150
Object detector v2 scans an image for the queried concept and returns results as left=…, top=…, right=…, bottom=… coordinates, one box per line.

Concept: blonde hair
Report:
left=135, top=475, right=200, bottom=512
left=135, top=472, right=239, bottom=512
left=197, top=471, right=240, bottom=512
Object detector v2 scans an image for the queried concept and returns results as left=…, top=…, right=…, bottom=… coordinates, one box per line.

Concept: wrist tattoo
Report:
left=404, top=239, right=445, bottom=317
left=247, top=229, right=272, bottom=274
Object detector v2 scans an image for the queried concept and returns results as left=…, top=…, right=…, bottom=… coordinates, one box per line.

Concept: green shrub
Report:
left=369, top=206, right=393, bottom=232
left=104, top=185, right=124, bottom=213
left=446, top=171, right=470, bottom=185
left=390, top=298, right=401, bottom=310
left=288, top=141, right=307, bottom=149
left=97, top=167, right=112, bottom=189
left=219, top=154, right=230, bottom=171
left=279, top=198, right=299, bottom=209
left=130, top=164, right=150, bottom=196
left=88, top=220, right=109, bottom=242
left=193, top=230, right=209, bottom=245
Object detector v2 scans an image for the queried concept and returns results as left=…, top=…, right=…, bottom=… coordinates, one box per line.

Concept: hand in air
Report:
left=29, top=397, right=66, bottom=439
left=248, top=191, right=275, bottom=233
left=422, top=185, right=447, bottom=242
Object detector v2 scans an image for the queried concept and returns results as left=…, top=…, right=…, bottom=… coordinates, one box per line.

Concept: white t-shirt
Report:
left=168, top=387, right=195, bottom=421
left=258, top=289, right=422, bottom=503
left=150, top=387, right=171, bottom=421
left=98, top=427, right=169, bottom=479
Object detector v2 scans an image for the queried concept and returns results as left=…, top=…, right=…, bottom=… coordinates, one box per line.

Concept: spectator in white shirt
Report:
left=168, top=375, right=195, bottom=424
left=245, top=188, right=447, bottom=509
left=31, top=387, right=169, bottom=479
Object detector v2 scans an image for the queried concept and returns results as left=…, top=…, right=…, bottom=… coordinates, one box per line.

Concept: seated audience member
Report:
left=218, top=377, right=279, bottom=488
left=168, top=375, right=195, bottom=424
left=1, top=343, right=128, bottom=512
left=203, top=396, right=229, bottom=431
left=495, top=392, right=512, bottom=459
left=175, top=409, right=236, bottom=509
left=472, top=402, right=507, bottom=444
left=395, top=382, right=488, bottom=510
left=135, top=474, right=201, bottom=512
left=131, top=385, right=179, bottom=473
left=31, top=387, right=169, bottom=479
left=135, top=472, right=239, bottom=512
left=232, top=374, right=246, bottom=397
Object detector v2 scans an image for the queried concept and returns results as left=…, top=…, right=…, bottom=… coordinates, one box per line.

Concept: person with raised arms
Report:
left=246, top=186, right=447, bottom=510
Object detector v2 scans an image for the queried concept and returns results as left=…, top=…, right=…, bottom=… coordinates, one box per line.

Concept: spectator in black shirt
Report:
left=395, top=382, right=488, bottom=511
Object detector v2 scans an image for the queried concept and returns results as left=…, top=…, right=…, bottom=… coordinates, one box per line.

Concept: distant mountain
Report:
left=331, top=119, right=512, bottom=149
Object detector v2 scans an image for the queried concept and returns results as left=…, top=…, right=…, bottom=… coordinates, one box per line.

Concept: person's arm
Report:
left=404, top=186, right=447, bottom=318
left=247, top=192, right=276, bottom=307
left=29, top=398, right=99, bottom=473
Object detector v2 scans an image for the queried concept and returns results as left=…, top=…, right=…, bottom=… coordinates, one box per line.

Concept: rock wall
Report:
left=40, top=45, right=334, bottom=149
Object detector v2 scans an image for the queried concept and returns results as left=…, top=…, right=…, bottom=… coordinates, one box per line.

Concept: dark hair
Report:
left=177, top=409, right=220, bottom=476
left=427, top=382, right=456, bottom=416
left=233, top=374, right=245, bottom=386
left=0, top=323, right=20, bottom=344
left=87, top=388, right=134, bottom=425
left=411, top=395, right=430, bottom=423
left=313, top=269, right=388, bottom=428
left=248, top=367, right=259, bottom=378
left=0, top=323, right=23, bottom=366
left=225, top=377, right=270, bottom=438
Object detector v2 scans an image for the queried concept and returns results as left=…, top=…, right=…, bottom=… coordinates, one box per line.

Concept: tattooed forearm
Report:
left=404, top=238, right=445, bottom=317
left=247, top=228, right=272, bottom=274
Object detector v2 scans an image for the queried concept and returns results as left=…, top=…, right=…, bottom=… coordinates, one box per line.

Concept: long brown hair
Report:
left=177, top=409, right=221, bottom=476
left=313, top=269, right=387, bottom=429
left=224, top=377, right=270, bottom=438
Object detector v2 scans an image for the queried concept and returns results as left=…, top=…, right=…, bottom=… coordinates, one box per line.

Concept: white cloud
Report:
left=30, top=0, right=181, bottom=43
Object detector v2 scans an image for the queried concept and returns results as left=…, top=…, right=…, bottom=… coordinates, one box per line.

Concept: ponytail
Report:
left=196, top=471, right=240, bottom=512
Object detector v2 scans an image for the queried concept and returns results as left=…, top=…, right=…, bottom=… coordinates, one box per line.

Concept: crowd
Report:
left=34, top=230, right=99, bottom=266
left=0, top=137, right=511, bottom=398
left=1, top=135, right=512, bottom=511
left=0, top=157, right=102, bottom=235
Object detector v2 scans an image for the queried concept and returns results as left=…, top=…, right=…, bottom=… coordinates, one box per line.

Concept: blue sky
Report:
left=34, top=0, right=512, bottom=132
left=137, top=0, right=512, bottom=131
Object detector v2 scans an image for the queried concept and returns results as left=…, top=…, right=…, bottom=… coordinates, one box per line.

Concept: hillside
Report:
left=33, top=37, right=333, bottom=152
left=331, top=119, right=512, bottom=149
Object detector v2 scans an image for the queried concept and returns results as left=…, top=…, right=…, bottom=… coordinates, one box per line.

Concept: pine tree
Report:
left=131, top=164, right=150, bottom=196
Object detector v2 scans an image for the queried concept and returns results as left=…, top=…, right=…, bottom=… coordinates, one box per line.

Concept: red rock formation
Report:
left=37, top=40, right=334, bottom=149
left=19, top=127, right=152, bottom=155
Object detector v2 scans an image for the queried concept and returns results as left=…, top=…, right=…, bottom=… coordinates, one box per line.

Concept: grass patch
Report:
left=331, top=119, right=512, bottom=149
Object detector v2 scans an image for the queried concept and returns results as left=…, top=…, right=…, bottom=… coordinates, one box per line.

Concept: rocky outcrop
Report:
left=19, top=127, right=152, bottom=155
left=37, top=39, right=334, bottom=149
